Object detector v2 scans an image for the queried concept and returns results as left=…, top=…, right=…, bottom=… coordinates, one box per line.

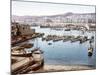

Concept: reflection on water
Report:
left=25, top=27, right=96, bottom=67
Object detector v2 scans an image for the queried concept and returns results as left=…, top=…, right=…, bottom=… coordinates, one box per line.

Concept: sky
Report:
left=12, top=1, right=96, bottom=16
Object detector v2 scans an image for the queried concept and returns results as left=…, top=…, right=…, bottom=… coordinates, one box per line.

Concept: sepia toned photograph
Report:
left=11, top=0, right=96, bottom=74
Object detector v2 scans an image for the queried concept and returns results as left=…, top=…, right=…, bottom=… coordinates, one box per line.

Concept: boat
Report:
left=54, top=28, right=63, bottom=31
left=12, top=52, right=44, bottom=74
left=88, top=47, right=93, bottom=56
left=71, top=38, right=79, bottom=42
left=63, top=38, right=69, bottom=42
left=46, top=38, right=52, bottom=41
left=31, top=48, right=44, bottom=54
left=11, top=46, right=32, bottom=57
left=31, top=48, right=44, bottom=62
left=79, top=36, right=88, bottom=44
left=89, top=40, right=94, bottom=43
left=71, top=36, right=82, bottom=42
left=48, top=42, right=52, bottom=45
left=51, top=28, right=63, bottom=31
left=20, top=43, right=33, bottom=48
left=53, top=39, right=60, bottom=42
left=65, top=28, right=70, bottom=31
left=11, top=46, right=24, bottom=50
left=11, top=52, right=32, bottom=57
left=40, top=25, right=49, bottom=28
left=53, top=37, right=62, bottom=42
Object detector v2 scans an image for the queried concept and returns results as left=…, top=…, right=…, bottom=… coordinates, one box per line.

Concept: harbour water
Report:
left=23, top=26, right=96, bottom=68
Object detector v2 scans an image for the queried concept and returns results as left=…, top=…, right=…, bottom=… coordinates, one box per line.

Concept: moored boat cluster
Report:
left=42, top=35, right=94, bottom=44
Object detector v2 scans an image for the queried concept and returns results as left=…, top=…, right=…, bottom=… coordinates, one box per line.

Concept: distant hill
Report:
left=12, top=12, right=96, bottom=24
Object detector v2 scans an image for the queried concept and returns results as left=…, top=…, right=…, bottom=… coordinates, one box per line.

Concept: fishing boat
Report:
left=32, top=48, right=43, bottom=54
left=79, top=36, right=88, bottom=44
left=64, top=28, right=70, bottom=31
left=31, top=48, right=44, bottom=62
left=48, top=42, right=52, bottom=45
left=52, top=36, right=62, bottom=42
left=71, top=36, right=82, bottom=42
left=11, top=52, right=32, bottom=57
left=51, top=28, right=63, bottom=31
left=63, top=38, right=69, bottom=42
left=40, top=25, right=49, bottom=28
left=71, top=38, right=79, bottom=42
left=11, top=46, right=32, bottom=57
left=46, top=38, right=52, bottom=41
left=53, top=38, right=60, bottom=42
left=88, top=47, right=93, bottom=56
left=20, top=43, right=33, bottom=48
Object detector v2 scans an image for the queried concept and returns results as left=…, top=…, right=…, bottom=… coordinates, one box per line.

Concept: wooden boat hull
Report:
left=65, top=29, right=70, bottom=31
left=20, top=43, right=33, bottom=48
left=63, top=39, right=69, bottom=42
left=71, top=39, right=79, bottom=42
left=11, top=53, right=32, bottom=57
